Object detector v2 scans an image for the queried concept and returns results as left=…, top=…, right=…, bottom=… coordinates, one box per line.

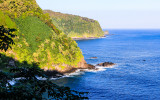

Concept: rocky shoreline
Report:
left=7, top=57, right=115, bottom=79
left=71, top=30, right=110, bottom=40
left=44, top=62, right=116, bottom=78
left=72, top=35, right=106, bottom=40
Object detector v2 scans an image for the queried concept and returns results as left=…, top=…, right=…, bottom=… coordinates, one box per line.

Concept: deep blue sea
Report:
left=54, top=30, right=160, bottom=100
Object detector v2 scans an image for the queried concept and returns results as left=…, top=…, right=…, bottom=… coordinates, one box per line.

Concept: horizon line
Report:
left=103, top=28, right=160, bottom=30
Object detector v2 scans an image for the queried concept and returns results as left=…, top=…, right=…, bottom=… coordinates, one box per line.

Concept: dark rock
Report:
left=97, top=62, right=115, bottom=67
left=90, top=57, right=98, bottom=59
left=9, top=60, right=15, bottom=66
left=43, top=70, right=64, bottom=78
left=7, top=59, right=16, bottom=68
left=143, top=60, right=146, bottom=61
left=63, top=68, right=78, bottom=74
left=86, top=64, right=95, bottom=69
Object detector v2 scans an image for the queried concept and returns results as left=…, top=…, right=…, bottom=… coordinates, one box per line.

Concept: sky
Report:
left=36, top=0, right=160, bottom=29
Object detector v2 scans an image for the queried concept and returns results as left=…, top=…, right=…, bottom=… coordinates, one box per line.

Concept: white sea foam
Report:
left=65, top=69, right=84, bottom=76
left=61, top=65, right=117, bottom=77
left=7, top=78, right=25, bottom=86
left=8, top=65, right=118, bottom=82
left=8, top=80, right=16, bottom=86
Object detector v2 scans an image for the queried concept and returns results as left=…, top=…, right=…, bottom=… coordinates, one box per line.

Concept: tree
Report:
left=0, top=25, right=16, bottom=51
left=0, top=65, right=88, bottom=100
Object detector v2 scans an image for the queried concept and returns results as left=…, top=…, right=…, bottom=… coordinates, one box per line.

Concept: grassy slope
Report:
left=43, top=10, right=104, bottom=38
left=0, top=0, right=84, bottom=72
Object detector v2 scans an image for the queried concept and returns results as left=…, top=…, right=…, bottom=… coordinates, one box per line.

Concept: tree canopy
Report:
left=0, top=65, right=88, bottom=100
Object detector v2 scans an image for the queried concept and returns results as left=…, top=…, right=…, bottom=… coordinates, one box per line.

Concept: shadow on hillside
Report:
left=0, top=53, right=37, bottom=70
left=0, top=53, right=63, bottom=77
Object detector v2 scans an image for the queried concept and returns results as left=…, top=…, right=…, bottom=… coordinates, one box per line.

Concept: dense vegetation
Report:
left=43, top=10, right=104, bottom=38
left=0, top=0, right=61, bottom=35
left=0, top=0, right=84, bottom=72
left=0, top=27, right=88, bottom=99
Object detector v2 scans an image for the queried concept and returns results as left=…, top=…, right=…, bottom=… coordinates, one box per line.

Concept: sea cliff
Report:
left=43, top=10, right=104, bottom=39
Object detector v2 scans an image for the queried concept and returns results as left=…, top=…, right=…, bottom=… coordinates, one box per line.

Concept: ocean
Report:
left=53, top=30, right=160, bottom=100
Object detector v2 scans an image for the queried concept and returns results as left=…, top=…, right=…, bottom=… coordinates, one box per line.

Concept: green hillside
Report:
left=43, top=10, right=104, bottom=38
left=0, top=0, right=84, bottom=72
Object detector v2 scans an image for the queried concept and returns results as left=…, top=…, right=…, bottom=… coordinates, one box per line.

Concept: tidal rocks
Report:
left=97, top=62, right=115, bottom=67
left=44, top=61, right=115, bottom=78
left=90, top=57, right=98, bottom=59
left=43, top=70, right=64, bottom=78
left=86, top=64, right=95, bottom=69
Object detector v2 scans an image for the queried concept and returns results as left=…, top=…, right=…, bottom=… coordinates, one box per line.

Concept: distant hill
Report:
left=43, top=10, right=104, bottom=39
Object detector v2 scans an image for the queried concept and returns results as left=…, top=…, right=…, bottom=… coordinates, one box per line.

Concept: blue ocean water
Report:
left=54, top=30, right=160, bottom=100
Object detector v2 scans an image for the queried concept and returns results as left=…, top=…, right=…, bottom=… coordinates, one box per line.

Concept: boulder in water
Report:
left=97, top=62, right=115, bottom=67
left=90, top=57, right=98, bottom=59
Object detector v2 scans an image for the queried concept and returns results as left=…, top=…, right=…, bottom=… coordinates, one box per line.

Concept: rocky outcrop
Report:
left=43, top=61, right=116, bottom=77
left=43, top=57, right=95, bottom=76
left=104, top=31, right=109, bottom=35
left=43, top=70, right=64, bottom=78
left=90, top=57, right=98, bottom=59
left=77, top=58, right=95, bottom=69
left=97, top=62, right=115, bottom=67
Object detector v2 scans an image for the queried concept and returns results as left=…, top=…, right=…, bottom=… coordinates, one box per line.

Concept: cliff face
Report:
left=0, top=0, right=87, bottom=73
left=43, top=10, right=104, bottom=39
